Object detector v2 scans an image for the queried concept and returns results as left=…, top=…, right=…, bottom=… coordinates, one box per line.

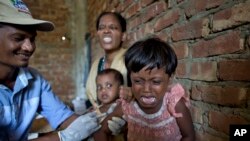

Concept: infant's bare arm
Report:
left=93, top=103, right=124, bottom=141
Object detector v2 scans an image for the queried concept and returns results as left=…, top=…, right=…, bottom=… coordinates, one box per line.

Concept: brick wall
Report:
left=87, top=0, right=250, bottom=140
left=23, top=0, right=76, bottom=103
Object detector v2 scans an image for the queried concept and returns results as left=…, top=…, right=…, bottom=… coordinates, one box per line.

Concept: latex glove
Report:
left=106, top=103, right=117, bottom=114
left=108, top=116, right=126, bottom=135
left=98, top=103, right=118, bottom=122
left=58, top=112, right=101, bottom=141
left=104, top=103, right=126, bottom=135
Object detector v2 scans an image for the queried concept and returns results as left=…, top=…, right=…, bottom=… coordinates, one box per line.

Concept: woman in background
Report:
left=85, top=11, right=129, bottom=138
left=86, top=11, right=128, bottom=109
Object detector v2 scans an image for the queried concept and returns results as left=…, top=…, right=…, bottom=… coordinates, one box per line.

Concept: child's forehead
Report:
left=97, top=73, right=116, bottom=80
left=131, top=67, right=166, bottom=75
left=137, top=65, right=165, bottom=72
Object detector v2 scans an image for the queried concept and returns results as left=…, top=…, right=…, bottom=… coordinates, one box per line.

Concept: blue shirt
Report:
left=0, top=67, right=74, bottom=141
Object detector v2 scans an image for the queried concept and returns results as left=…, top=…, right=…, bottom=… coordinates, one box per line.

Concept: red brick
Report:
left=127, top=32, right=138, bottom=47
left=144, top=22, right=154, bottom=35
left=184, top=0, right=206, bottom=17
left=205, top=0, right=224, bottom=9
left=154, top=9, right=180, bottom=32
left=196, top=132, right=228, bottom=141
left=193, top=85, right=247, bottom=107
left=172, top=18, right=209, bottom=41
left=123, top=0, right=134, bottom=8
left=218, top=60, right=250, bottom=81
left=128, top=16, right=143, bottom=30
left=213, top=1, right=250, bottom=32
left=25, top=0, right=71, bottom=44
left=209, top=111, right=248, bottom=134
left=125, top=2, right=140, bottom=18
left=191, top=106, right=203, bottom=124
left=109, top=0, right=120, bottom=9
left=141, top=1, right=167, bottom=23
left=156, top=31, right=170, bottom=42
left=192, top=31, right=243, bottom=58
left=141, top=0, right=155, bottom=7
left=191, top=85, right=202, bottom=101
left=176, top=61, right=188, bottom=78
left=190, top=62, right=217, bottom=81
left=136, top=26, right=146, bottom=38
left=133, top=23, right=154, bottom=38
left=184, top=0, right=223, bottom=17
left=173, top=42, right=189, bottom=59
left=116, top=3, right=125, bottom=12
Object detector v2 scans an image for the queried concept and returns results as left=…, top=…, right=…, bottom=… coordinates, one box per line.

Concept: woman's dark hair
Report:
left=96, top=11, right=126, bottom=32
left=124, top=37, right=177, bottom=86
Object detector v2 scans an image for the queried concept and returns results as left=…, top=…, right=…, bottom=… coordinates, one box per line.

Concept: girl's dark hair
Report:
left=124, top=37, right=177, bottom=86
left=96, top=11, right=126, bottom=32
left=96, top=68, right=124, bottom=85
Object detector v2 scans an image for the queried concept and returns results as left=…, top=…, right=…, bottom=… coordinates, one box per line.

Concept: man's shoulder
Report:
left=20, top=67, right=45, bottom=80
left=21, top=67, right=40, bottom=74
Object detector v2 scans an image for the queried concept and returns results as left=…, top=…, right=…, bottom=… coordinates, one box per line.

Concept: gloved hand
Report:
left=98, top=103, right=118, bottom=122
left=106, top=103, right=117, bottom=114
left=58, top=112, right=101, bottom=141
left=102, top=103, right=126, bottom=135
left=108, top=116, right=126, bottom=135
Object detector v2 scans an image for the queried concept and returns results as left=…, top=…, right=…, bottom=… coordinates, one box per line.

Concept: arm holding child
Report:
left=93, top=103, right=125, bottom=141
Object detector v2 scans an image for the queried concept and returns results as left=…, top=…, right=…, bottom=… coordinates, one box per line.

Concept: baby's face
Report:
left=96, top=73, right=120, bottom=104
left=130, top=67, right=170, bottom=114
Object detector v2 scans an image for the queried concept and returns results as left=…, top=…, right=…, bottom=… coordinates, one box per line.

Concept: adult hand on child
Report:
left=97, top=103, right=118, bottom=122
left=119, top=86, right=133, bottom=102
left=105, top=99, right=127, bottom=136
left=58, top=112, right=101, bottom=141
left=104, top=86, right=131, bottom=135
left=108, top=117, right=126, bottom=135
